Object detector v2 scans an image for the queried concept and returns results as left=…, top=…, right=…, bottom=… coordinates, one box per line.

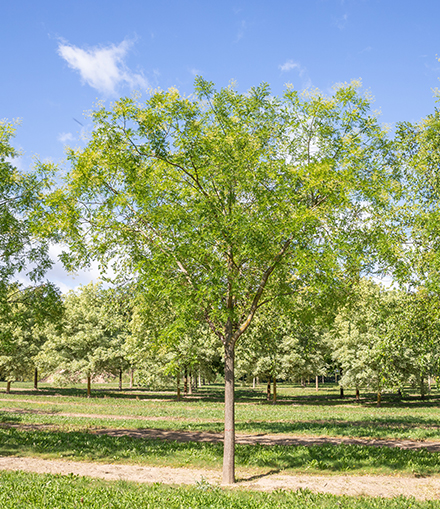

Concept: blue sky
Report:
left=3, top=0, right=440, bottom=292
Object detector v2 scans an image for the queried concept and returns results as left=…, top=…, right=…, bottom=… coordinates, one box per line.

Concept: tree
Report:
left=328, top=279, right=399, bottom=404
left=0, top=282, right=62, bottom=392
left=45, top=78, right=399, bottom=483
left=38, top=282, right=130, bottom=396
left=0, top=121, right=53, bottom=297
left=0, top=121, right=58, bottom=391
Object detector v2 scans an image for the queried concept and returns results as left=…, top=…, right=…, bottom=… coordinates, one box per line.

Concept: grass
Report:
left=3, top=382, right=440, bottom=440
left=2, top=382, right=440, bottom=478
left=1, top=427, right=440, bottom=476
left=1, top=470, right=440, bottom=509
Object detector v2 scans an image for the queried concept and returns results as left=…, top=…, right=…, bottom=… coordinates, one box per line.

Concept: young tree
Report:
left=328, top=280, right=399, bottom=404
left=45, top=79, right=399, bottom=483
left=38, top=282, right=130, bottom=396
left=0, top=282, right=62, bottom=392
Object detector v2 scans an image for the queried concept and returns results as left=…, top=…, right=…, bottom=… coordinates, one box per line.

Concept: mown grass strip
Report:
left=0, top=470, right=438, bottom=509
left=1, top=428, right=440, bottom=476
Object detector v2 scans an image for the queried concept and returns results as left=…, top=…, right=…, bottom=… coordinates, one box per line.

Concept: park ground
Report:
left=2, top=381, right=440, bottom=506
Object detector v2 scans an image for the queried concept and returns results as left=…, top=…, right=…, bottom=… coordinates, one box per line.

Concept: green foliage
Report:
left=328, top=279, right=398, bottom=394
left=37, top=282, right=130, bottom=390
left=0, top=282, right=62, bottom=383
left=45, top=79, right=398, bottom=345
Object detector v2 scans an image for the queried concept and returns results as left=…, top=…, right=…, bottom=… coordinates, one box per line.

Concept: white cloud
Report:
left=58, top=39, right=148, bottom=96
left=58, top=132, right=74, bottom=144
left=189, top=67, right=203, bottom=76
left=279, top=60, right=312, bottom=88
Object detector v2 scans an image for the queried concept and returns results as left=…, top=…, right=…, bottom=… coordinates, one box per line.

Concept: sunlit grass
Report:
left=0, top=470, right=439, bottom=509
left=1, top=427, right=440, bottom=476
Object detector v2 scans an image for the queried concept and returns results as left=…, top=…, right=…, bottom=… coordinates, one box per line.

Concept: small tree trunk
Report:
left=266, top=378, right=271, bottom=400
left=315, top=375, right=319, bottom=392
left=198, top=373, right=202, bottom=388
left=301, top=378, right=305, bottom=388
left=420, top=376, right=425, bottom=400
left=377, top=390, right=381, bottom=407
left=177, top=371, right=181, bottom=400
left=184, top=367, right=188, bottom=395
left=6, top=381, right=11, bottom=394
left=322, top=375, right=325, bottom=384
left=356, top=387, right=360, bottom=402
left=272, top=377, right=277, bottom=404
left=130, top=368, right=134, bottom=389
left=428, top=376, right=432, bottom=393
left=253, top=377, right=256, bottom=389
left=87, top=375, right=91, bottom=398
left=222, top=338, right=235, bottom=485
left=34, top=368, right=38, bottom=390
left=340, top=386, right=344, bottom=398
left=119, top=369, right=123, bottom=391
left=188, top=372, right=193, bottom=395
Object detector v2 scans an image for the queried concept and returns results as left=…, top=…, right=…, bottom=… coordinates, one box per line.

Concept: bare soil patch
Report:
left=92, top=427, right=440, bottom=451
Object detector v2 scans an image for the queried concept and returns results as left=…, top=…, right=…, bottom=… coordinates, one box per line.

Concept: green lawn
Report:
left=0, top=471, right=439, bottom=509
left=2, top=382, right=440, bottom=441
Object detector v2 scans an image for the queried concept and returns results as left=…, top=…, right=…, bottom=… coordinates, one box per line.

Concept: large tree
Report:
left=46, top=78, right=399, bottom=483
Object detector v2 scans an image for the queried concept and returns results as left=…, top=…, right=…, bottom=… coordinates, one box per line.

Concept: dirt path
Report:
left=1, top=455, right=440, bottom=500
left=91, top=427, right=440, bottom=451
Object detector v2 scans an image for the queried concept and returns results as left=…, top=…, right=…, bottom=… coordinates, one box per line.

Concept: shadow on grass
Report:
left=1, top=428, right=439, bottom=476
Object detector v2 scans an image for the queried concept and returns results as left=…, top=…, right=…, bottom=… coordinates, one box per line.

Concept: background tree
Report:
left=328, top=279, right=400, bottom=404
left=0, top=121, right=59, bottom=392
left=38, top=282, right=129, bottom=397
left=45, top=79, right=399, bottom=483
left=0, top=282, right=62, bottom=392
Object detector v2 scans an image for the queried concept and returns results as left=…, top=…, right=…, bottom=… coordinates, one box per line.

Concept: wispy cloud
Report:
left=235, top=20, right=247, bottom=43
left=334, top=13, right=348, bottom=30
left=58, top=132, right=74, bottom=144
left=279, top=60, right=312, bottom=88
left=57, top=39, right=148, bottom=96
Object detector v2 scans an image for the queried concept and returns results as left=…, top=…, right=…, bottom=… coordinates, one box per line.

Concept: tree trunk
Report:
left=340, top=386, right=344, bottom=398
left=377, top=390, right=381, bottom=407
left=188, top=372, right=192, bottom=395
left=119, top=368, right=123, bottom=391
left=266, top=377, right=271, bottom=400
left=87, top=375, right=91, bottom=398
left=301, top=378, right=305, bottom=388
left=253, top=377, right=256, bottom=389
left=223, top=339, right=235, bottom=485
left=420, top=376, right=425, bottom=399
left=6, top=381, right=11, bottom=394
left=198, top=373, right=202, bottom=388
left=356, top=387, right=360, bottom=402
left=272, top=376, right=277, bottom=404
left=34, top=368, right=38, bottom=390
left=130, top=368, right=134, bottom=389
left=177, top=371, right=181, bottom=401
left=184, top=367, right=188, bottom=395
left=315, top=375, right=319, bottom=392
